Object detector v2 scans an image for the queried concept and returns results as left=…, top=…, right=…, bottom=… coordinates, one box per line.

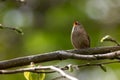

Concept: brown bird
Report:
left=71, top=21, right=90, bottom=49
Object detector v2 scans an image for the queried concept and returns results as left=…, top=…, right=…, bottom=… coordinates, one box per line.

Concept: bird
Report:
left=71, top=21, right=90, bottom=49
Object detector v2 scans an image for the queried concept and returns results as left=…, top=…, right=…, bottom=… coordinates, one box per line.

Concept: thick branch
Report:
left=0, top=46, right=120, bottom=69
left=67, top=46, right=120, bottom=55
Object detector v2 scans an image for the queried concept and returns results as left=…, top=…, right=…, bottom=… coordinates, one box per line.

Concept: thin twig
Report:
left=48, top=66, right=78, bottom=80
left=0, top=24, right=24, bottom=35
left=51, top=76, right=66, bottom=80
left=0, top=60, right=120, bottom=74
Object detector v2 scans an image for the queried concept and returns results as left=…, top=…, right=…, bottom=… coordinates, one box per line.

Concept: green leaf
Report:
left=24, top=71, right=33, bottom=80
left=0, top=24, right=3, bottom=29
left=23, top=62, right=46, bottom=80
left=24, top=62, right=36, bottom=80
left=100, top=35, right=111, bottom=42
left=14, top=28, right=24, bottom=35
left=24, top=71, right=42, bottom=80
left=100, top=35, right=120, bottom=46
left=38, top=70, right=46, bottom=80
left=68, top=64, right=73, bottom=72
left=99, top=64, right=107, bottom=72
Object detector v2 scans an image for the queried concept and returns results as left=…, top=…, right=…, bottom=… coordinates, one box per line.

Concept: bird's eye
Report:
left=74, top=21, right=80, bottom=25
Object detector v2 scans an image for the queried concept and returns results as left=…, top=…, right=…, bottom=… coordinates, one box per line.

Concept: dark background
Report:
left=0, top=0, right=120, bottom=80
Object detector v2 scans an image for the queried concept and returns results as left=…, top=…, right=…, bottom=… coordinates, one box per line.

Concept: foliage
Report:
left=24, top=63, right=46, bottom=80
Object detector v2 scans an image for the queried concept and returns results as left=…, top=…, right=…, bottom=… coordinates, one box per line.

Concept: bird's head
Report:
left=73, top=21, right=80, bottom=27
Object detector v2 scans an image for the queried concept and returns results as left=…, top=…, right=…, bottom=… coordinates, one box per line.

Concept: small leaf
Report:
left=0, top=24, right=3, bottom=29
left=24, top=72, right=32, bottom=80
left=99, top=64, right=107, bottom=72
left=38, top=70, right=46, bottom=80
left=30, top=62, right=35, bottom=67
left=100, top=35, right=120, bottom=46
left=68, top=64, right=73, bottom=72
left=24, top=62, right=35, bottom=80
left=100, top=35, right=112, bottom=42
left=14, top=28, right=24, bottom=35
left=24, top=63, right=46, bottom=80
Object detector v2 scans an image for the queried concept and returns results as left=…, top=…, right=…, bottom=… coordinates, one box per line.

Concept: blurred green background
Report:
left=0, top=0, right=120, bottom=80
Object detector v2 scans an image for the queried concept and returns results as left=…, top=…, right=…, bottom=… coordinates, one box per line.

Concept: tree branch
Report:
left=0, top=66, right=78, bottom=80
left=52, top=76, right=66, bottom=80
left=0, top=24, right=23, bottom=35
left=0, top=60, right=120, bottom=74
left=0, top=46, right=120, bottom=69
left=48, top=66, right=78, bottom=80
